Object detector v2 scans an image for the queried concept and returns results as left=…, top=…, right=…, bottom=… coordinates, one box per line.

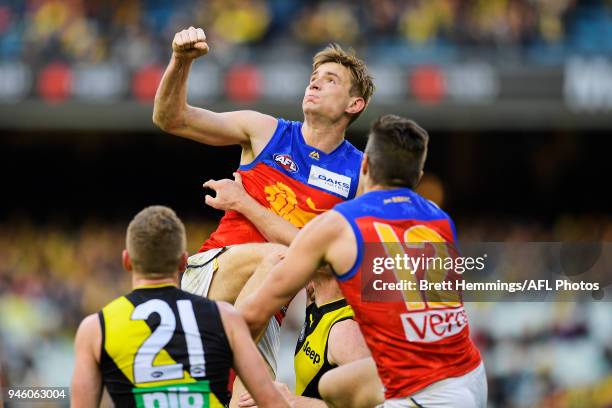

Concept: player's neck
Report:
left=363, top=178, right=403, bottom=194
left=302, top=118, right=346, bottom=154
left=313, top=276, right=344, bottom=307
left=132, top=274, right=178, bottom=289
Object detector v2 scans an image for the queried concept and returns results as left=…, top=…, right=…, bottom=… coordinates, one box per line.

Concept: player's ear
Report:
left=122, top=249, right=133, bottom=273
left=416, top=169, right=424, bottom=187
left=178, top=251, right=188, bottom=272
left=361, top=154, right=369, bottom=176
left=346, top=96, right=365, bottom=116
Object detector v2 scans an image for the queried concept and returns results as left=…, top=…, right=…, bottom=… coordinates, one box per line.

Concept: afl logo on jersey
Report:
left=274, top=154, right=299, bottom=173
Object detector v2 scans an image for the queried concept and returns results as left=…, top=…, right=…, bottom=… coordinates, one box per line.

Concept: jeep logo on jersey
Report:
left=274, top=154, right=299, bottom=173
left=307, top=165, right=351, bottom=198
left=301, top=341, right=321, bottom=365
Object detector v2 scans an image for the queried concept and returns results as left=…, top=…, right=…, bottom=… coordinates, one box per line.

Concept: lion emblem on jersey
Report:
left=264, top=182, right=326, bottom=227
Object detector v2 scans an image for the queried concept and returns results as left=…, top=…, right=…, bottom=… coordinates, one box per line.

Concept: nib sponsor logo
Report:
left=274, top=154, right=299, bottom=173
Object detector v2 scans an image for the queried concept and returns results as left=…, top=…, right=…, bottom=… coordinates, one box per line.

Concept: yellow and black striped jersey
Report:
left=99, top=284, right=232, bottom=407
left=294, top=298, right=354, bottom=399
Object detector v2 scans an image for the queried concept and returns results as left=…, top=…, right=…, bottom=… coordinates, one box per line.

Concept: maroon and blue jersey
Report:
left=200, top=118, right=362, bottom=252
left=333, top=188, right=482, bottom=399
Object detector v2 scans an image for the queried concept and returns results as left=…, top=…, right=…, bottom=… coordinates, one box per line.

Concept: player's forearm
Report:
left=253, top=387, right=291, bottom=408
left=153, top=54, right=193, bottom=131
left=240, top=301, right=270, bottom=339
left=236, top=197, right=299, bottom=246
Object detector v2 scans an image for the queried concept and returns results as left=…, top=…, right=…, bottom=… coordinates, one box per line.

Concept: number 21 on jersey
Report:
left=131, top=299, right=206, bottom=383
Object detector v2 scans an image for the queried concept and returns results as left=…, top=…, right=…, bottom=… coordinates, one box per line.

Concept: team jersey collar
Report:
left=299, top=123, right=347, bottom=157
left=364, top=186, right=414, bottom=197
left=314, top=297, right=348, bottom=315
left=133, top=282, right=177, bottom=290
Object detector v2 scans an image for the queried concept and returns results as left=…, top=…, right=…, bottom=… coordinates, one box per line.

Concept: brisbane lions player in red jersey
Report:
left=240, top=115, right=486, bottom=408
left=153, top=26, right=374, bottom=403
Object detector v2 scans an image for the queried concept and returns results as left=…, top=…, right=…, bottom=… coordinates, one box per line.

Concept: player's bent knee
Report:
left=222, top=243, right=286, bottom=274
left=209, top=243, right=287, bottom=303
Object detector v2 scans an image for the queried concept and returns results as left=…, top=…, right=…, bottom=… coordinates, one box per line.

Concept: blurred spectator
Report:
left=292, top=1, right=359, bottom=46
left=1, top=215, right=611, bottom=407
left=1, top=0, right=611, bottom=67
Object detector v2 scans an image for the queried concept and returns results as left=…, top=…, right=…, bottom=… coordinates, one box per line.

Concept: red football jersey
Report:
left=199, top=118, right=362, bottom=252
left=333, top=188, right=482, bottom=400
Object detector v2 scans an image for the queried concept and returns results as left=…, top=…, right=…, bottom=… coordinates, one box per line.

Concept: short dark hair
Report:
left=365, top=115, right=429, bottom=189
left=126, top=206, right=186, bottom=276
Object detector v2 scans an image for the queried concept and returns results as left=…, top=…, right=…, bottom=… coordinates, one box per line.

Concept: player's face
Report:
left=303, top=62, right=354, bottom=121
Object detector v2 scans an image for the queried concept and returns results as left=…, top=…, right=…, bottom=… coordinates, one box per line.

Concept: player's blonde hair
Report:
left=313, top=44, right=375, bottom=124
left=126, top=205, right=186, bottom=276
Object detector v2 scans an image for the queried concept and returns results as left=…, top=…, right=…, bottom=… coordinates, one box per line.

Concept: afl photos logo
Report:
left=274, top=154, right=299, bottom=173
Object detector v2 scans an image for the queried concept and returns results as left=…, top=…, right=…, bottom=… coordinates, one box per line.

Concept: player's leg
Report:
left=208, top=242, right=286, bottom=303
left=319, top=357, right=384, bottom=408
left=229, top=252, right=285, bottom=407
left=229, top=364, right=276, bottom=408
left=233, top=249, right=285, bottom=310
left=390, top=362, right=487, bottom=408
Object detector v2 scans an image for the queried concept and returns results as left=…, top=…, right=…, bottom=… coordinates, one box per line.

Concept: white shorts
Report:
left=382, top=362, right=487, bottom=408
left=181, top=248, right=280, bottom=375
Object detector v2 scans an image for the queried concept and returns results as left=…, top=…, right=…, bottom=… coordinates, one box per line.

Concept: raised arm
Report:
left=217, top=302, right=290, bottom=408
left=152, top=27, right=277, bottom=156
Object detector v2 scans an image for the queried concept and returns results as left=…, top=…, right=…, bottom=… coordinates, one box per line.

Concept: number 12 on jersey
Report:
left=373, top=222, right=462, bottom=312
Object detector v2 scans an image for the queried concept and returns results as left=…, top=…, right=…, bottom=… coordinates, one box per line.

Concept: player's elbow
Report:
left=152, top=110, right=179, bottom=133
left=240, top=307, right=266, bottom=338
left=152, top=102, right=187, bottom=133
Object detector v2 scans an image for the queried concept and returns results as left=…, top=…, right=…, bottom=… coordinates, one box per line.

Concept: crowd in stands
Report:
left=1, top=0, right=612, bottom=66
left=1, top=215, right=611, bottom=407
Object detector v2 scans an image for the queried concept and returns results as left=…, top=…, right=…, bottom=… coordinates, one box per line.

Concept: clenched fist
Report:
left=172, top=26, right=209, bottom=60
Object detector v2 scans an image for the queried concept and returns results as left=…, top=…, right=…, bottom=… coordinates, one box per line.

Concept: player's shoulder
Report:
left=332, top=190, right=371, bottom=218
left=314, top=208, right=352, bottom=231
left=261, top=117, right=301, bottom=146
left=75, top=312, right=101, bottom=356
left=327, top=316, right=370, bottom=365
left=100, top=293, right=130, bottom=312
left=341, top=138, right=363, bottom=158
left=77, top=312, right=100, bottom=332
left=215, top=301, right=244, bottom=335
left=411, top=190, right=453, bottom=220
left=329, top=317, right=359, bottom=342
left=275, top=117, right=301, bottom=133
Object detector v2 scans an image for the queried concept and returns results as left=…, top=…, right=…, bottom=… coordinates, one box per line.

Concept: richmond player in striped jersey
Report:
left=237, top=270, right=377, bottom=408
left=71, top=206, right=288, bottom=408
